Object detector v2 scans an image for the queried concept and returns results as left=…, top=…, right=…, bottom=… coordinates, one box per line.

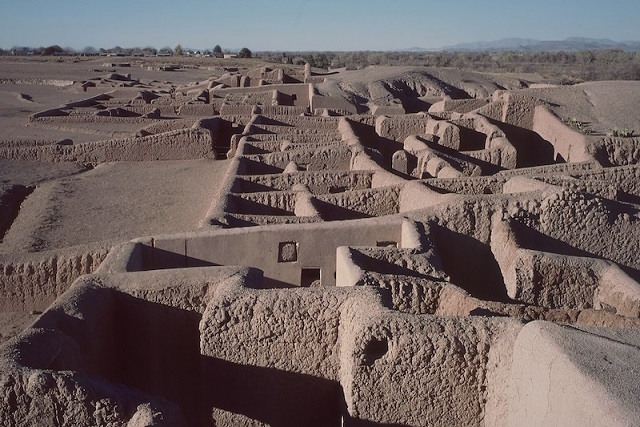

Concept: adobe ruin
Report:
left=0, top=60, right=640, bottom=426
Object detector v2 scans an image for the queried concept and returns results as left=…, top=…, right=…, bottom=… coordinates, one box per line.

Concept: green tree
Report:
left=142, top=46, right=157, bottom=56
left=238, top=47, right=252, bottom=58
left=43, top=45, right=63, bottom=55
left=174, top=44, right=183, bottom=56
left=213, top=45, right=222, bottom=55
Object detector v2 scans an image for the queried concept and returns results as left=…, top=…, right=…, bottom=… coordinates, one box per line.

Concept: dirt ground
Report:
left=0, top=159, right=229, bottom=254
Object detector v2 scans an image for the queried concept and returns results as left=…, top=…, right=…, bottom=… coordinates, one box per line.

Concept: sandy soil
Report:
left=519, top=80, right=640, bottom=134
left=0, top=311, right=40, bottom=344
left=0, top=159, right=229, bottom=254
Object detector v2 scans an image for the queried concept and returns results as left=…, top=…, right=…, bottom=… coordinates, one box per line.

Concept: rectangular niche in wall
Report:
left=376, top=241, right=398, bottom=248
left=278, top=241, right=298, bottom=263
left=301, top=267, right=321, bottom=287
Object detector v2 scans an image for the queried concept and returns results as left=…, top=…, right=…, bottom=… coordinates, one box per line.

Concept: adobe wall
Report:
left=0, top=128, right=215, bottom=163
left=212, top=83, right=312, bottom=108
left=429, top=97, right=490, bottom=114
left=464, top=136, right=518, bottom=169
left=139, top=118, right=197, bottom=135
left=201, top=284, right=381, bottom=426
left=532, top=105, right=594, bottom=163
left=30, top=114, right=156, bottom=124
left=0, top=265, right=259, bottom=426
left=588, top=136, right=640, bottom=167
left=219, top=104, right=256, bottom=115
left=375, top=114, right=429, bottom=142
left=399, top=181, right=465, bottom=213
left=228, top=191, right=297, bottom=216
left=233, top=170, right=373, bottom=194
left=0, top=243, right=110, bottom=312
left=370, top=103, right=406, bottom=116
left=128, top=218, right=403, bottom=287
left=254, top=114, right=341, bottom=129
left=0, top=293, right=186, bottom=426
left=423, top=175, right=508, bottom=195
left=506, top=321, right=640, bottom=427
left=534, top=176, right=617, bottom=199
left=536, top=189, right=640, bottom=272
left=177, top=104, right=216, bottom=116
left=339, top=301, right=524, bottom=426
left=491, top=218, right=602, bottom=309
left=314, top=187, right=401, bottom=219
left=495, top=161, right=598, bottom=177
left=257, top=105, right=308, bottom=115
left=560, top=164, right=640, bottom=199
left=244, top=145, right=352, bottom=172
left=310, top=94, right=359, bottom=115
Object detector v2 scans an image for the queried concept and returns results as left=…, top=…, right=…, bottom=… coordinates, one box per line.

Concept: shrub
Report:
left=607, top=127, right=635, bottom=137
left=238, top=48, right=252, bottom=58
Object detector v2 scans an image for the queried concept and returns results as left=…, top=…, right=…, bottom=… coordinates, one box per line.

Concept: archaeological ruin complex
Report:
left=0, top=59, right=639, bottom=426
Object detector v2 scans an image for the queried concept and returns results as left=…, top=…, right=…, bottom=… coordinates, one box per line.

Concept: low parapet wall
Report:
left=375, top=114, right=430, bottom=142
left=314, top=186, right=401, bottom=220
left=587, top=136, right=640, bottom=167
left=0, top=127, right=215, bottom=163
left=491, top=216, right=640, bottom=314
left=233, top=170, right=374, bottom=194
left=212, top=83, right=312, bottom=108
left=532, top=105, right=595, bottom=163
left=245, top=145, right=353, bottom=172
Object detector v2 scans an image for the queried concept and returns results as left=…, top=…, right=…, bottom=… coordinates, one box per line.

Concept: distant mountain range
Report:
left=405, top=37, right=640, bottom=52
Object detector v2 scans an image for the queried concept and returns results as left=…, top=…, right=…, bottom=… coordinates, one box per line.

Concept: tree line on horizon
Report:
left=264, top=49, right=640, bottom=81
left=2, top=44, right=252, bottom=58
left=2, top=45, right=639, bottom=81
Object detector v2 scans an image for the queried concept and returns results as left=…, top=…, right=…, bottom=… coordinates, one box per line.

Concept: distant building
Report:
left=11, top=47, right=33, bottom=56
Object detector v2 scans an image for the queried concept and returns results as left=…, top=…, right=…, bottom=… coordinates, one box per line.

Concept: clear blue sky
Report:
left=1, top=0, right=639, bottom=51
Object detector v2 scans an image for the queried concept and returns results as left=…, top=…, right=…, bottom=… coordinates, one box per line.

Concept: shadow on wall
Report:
left=146, top=247, right=218, bottom=270
left=231, top=177, right=278, bottom=193
left=201, top=357, right=343, bottom=427
left=424, top=140, right=504, bottom=176
left=313, top=198, right=373, bottom=221
left=431, top=225, right=510, bottom=303
left=31, top=287, right=203, bottom=426
left=350, top=251, right=430, bottom=278
left=344, top=419, right=411, bottom=427
left=402, top=97, right=432, bottom=114
left=199, top=118, right=244, bottom=158
left=350, top=119, right=401, bottom=168
left=457, top=126, right=487, bottom=151
left=237, top=157, right=284, bottom=175
left=112, top=292, right=202, bottom=426
left=510, top=221, right=595, bottom=258
left=486, top=118, right=556, bottom=168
